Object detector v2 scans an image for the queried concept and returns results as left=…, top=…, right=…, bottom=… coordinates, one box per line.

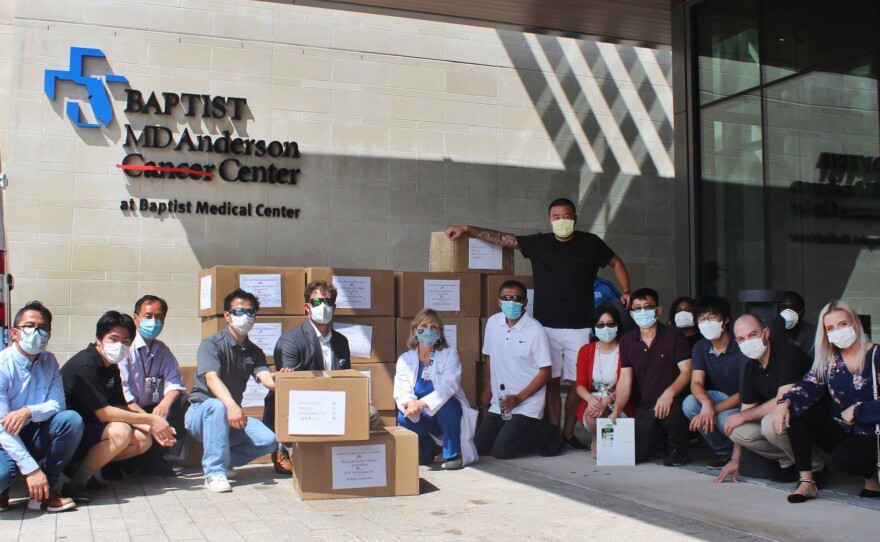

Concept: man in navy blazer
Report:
left=263, top=280, right=349, bottom=474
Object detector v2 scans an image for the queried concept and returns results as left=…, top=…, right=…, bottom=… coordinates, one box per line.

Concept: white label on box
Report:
left=288, top=390, right=346, bottom=435
left=424, top=279, right=461, bottom=312
left=199, top=275, right=213, bottom=310
left=239, top=274, right=282, bottom=308
left=358, top=370, right=372, bottom=403
left=333, top=276, right=372, bottom=310
left=445, top=324, right=458, bottom=349
left=468, top=238, right=503, bottom=269
left=596, top=418, right=636, bottom=466
left=527, top=288, right=535, bottom=317
left=241, top=378, right=269, bottom=408
left=249, top=322, right=282, bottom=358
left=335, top=323, right=373, bottom=359
left=331, top=444, right=388, bottom=490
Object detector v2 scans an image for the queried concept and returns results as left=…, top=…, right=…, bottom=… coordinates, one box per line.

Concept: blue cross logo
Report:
left=44, top=47, right=128, bottom=129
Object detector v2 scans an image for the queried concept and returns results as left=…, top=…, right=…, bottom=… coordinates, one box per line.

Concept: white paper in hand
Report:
left=596, top=418, right=635, bottom=466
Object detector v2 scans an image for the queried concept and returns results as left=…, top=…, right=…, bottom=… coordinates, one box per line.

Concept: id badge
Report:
left=145, top=376, right=164, bottom=404
left=422, top=364, right=434, bottom=381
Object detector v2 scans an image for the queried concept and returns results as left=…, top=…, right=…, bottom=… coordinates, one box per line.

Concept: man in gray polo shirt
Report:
left=185, top=288, right=277, bottom=493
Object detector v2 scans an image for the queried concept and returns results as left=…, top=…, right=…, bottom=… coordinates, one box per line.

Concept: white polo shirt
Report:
left=481, top=311, right=552, bottom=419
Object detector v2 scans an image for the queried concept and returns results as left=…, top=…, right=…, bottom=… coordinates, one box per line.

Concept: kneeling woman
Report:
left=575, top=304, right=635, bottom=458
left=393, top=308, right=478, bottom=469
left=774, top=300, right=880, bottom=502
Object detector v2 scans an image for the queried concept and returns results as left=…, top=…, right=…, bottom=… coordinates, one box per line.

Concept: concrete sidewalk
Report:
left=1, top=449, right=876, bottom=542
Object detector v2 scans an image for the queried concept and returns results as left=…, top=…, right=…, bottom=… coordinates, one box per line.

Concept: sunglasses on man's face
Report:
left=228, top=308, right=257, bottom=317
left=308, top=298, right=336, bottom=307
left=499, top=295, right=525, bottom=303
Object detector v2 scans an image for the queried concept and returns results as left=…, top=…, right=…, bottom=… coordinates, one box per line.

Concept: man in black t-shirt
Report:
left=60, top=311, right=177, bottom=502
left=714, top=313, right=824, bottom=483
left=446, top=197, right=632, bottom=451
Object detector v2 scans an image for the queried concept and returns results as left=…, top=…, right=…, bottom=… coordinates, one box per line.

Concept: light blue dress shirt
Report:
left=0, top=345, right=65, bottom=474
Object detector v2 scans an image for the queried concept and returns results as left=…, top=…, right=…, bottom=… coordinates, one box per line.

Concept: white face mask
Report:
left=310, top=303, right=334, bottom=325
left=738, top=337, right=767, bottom=360
left=698, top=320, right=724, bottom=341
left=230, top=314, right=255, bottom=335
left=827, top=326, right=857, bottom=350
left=780, top=309, right=799, bottom=330
left=18, top=328, right=49, bottom=356
left=674, top=311, right=694, bottom=328
left=101, top=341, right=130, bottom=365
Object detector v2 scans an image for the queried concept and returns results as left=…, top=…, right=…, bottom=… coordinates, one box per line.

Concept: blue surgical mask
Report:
left=595, top=326, right=617, bottom=343
left=632, top=309, right=657, bottom=329
left=417, top=328, right=441, bottom=346
left=501, top=300, right=524, bottom=319
left=138, top=318, right=163, bottom=340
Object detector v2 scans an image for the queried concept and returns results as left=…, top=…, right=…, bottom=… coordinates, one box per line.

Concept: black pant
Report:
left=474, top=412, right=555, bottom=460
left=122, top=394, right=189, bottom=471
left=262, top=390, right=277, bottom=433
left=634, top=395, right=690, bottom=462
left=788, top=405, right=878, bottom=478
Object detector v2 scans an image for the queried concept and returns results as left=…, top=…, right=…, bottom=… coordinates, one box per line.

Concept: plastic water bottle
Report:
left=499, top=383, right=512, bottom=421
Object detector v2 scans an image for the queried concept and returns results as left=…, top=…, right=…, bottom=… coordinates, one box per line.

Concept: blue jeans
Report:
left=683, top=391, right=736, bottom=457
left=397, top=397, right=463, bottom=460
left=185, top=399, right=276, bottom=477
left=0, top=410, right=84, bottom=491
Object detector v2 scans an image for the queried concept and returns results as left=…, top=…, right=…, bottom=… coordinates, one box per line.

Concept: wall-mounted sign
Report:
left=45, top=46, right=302, bottom=220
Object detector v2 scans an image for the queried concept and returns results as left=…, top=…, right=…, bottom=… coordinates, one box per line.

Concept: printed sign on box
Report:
left=288, top=390, right=346, bottom=436
left=331, top=444, right=388, bottom=490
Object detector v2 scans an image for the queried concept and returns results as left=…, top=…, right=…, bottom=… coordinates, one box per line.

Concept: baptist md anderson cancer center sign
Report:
left=44, top=47, right=302, bottom=220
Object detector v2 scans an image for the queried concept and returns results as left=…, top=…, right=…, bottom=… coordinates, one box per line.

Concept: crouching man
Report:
left=0, top=301, right=83, bottom=512
left=61, top=311, right=177, bottom=502
left=185, top=289, right=276, bottom=493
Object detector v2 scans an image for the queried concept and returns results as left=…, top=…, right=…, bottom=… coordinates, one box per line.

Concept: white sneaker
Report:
left=205, top=475, right=232, bottom=493
left=225, top=468, right=238, bottom=479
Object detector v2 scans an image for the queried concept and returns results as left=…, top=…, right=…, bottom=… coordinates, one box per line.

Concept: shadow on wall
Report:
left=101, top=32, right=678, bottom=297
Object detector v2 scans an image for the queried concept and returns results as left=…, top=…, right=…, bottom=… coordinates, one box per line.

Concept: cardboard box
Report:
left=201, top=316, right=306, bottom=366
left=394, top=272, right=481, bottom=318
left=395, top=317, right=480, bottom=363
left=481, top=274, right=535, bottom=317
left=429, top=232, right=514, bottom=274
left=198, top=266, right=305, bottom=317
left=378, top=410, right=398, bottom=426
left=332, top=316, right=396, bottom=364
left=275, top=370, right=370, bottom=443
left=291, top=426, right=419, bottom=500
left=352, top=362, right=397, bottom=411
left=305, top=268, right=395, bottom=316
left=460, top=361, right=478, bottom=407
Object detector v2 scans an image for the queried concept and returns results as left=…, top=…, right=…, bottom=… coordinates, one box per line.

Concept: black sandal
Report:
left=787, top=478, right=817, bottom=503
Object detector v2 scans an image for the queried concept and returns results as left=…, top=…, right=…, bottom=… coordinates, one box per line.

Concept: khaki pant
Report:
left=729, top=413, right=825, bottom=471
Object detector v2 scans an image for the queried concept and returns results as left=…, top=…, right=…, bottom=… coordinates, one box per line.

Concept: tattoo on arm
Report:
left=466, top=226, right=520, bottom=249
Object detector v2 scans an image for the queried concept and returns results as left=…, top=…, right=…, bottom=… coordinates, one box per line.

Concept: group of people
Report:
left=1, top=196, right=877, bottom=514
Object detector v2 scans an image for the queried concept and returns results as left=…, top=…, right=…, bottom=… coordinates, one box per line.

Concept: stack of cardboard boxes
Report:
left=274, top=370, right=419, bottom=499
left=180, top=234, right=530, bottom=498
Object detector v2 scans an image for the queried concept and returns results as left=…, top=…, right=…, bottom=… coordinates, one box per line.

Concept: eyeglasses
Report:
left=499, top=295, right=525, bottom=303
left=308, top=298, right=336, bottom=307
left=18, top=325, right=51, bottom=338
left=631, top=305, right=657, bottom=311
left=228, top=308, right=257, bottom=317
left=594, top=323, right=617, bottom=329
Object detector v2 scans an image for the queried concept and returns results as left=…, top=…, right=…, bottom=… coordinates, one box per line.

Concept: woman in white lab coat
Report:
left=393, top=308, right=478, bottom=469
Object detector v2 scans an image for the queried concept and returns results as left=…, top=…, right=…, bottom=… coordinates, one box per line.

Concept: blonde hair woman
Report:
left=773, top=300, right=880, bottom=502
left=393, top=309, right=478, bottom=469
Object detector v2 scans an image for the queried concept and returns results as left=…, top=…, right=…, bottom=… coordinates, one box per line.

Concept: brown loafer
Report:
left=27, top=490, right=76, bottom=513
left=272, top=449, right=293, bottom=475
